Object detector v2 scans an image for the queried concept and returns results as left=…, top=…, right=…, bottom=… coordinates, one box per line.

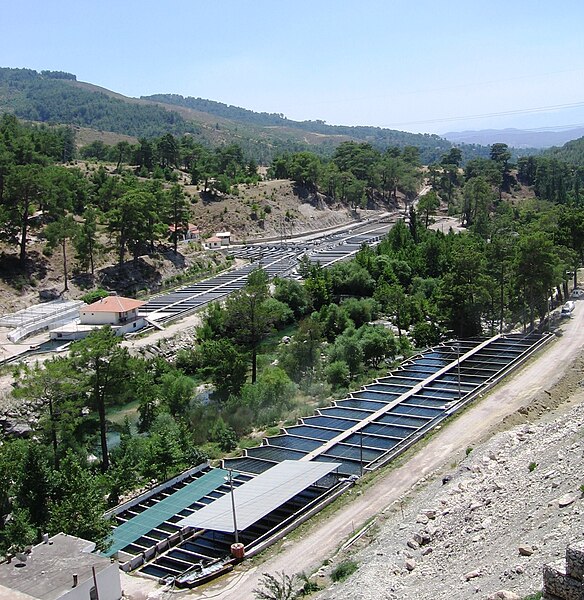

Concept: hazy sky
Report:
left=4, top=0, right=584, bottom=134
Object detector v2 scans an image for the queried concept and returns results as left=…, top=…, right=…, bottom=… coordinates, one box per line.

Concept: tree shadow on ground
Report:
left=98, top=258, right=161, bottom=297
left=161, top=250, right=186, bottom=270
left=0, top=251, right=49, bottom=288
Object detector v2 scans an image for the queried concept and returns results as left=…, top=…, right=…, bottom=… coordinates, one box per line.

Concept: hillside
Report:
left=544, top=135, right=584, bottom=165
left=317, top=345, right=584, bottom=600
left=0, top=67, right=491, bottom=164
left=142, top=93, right=459, bottom=163
left=0, top=67, right=195, bottom=138
left=0, top=169, right=386, bottom=314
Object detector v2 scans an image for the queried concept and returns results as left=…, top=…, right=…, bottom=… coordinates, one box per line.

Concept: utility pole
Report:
left=227, top=469, right=239, bottom=544
left=456, top=341, right=461, bottom=401
left=360, top=430, right=364, bottom=477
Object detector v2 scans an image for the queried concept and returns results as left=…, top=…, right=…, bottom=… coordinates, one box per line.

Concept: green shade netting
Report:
left=105, top=468, right=233, bottom=557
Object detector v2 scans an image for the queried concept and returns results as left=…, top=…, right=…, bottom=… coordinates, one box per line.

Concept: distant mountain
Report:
left=0, top=66, right=492, bottom=164
left=443, top=127, right=584, bottom=150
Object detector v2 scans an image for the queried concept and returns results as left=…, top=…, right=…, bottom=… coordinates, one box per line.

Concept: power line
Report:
left=382, top=101, right=584, bottom=128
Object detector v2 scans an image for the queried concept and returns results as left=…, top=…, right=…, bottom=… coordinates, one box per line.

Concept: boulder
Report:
left=486, top=591, right=521, bottom=600
left=38, top=288, right=60, bottom=301
left=552, top=493, right=578, bottom=508
left=5, top=422, right=33, bottom=437
left=405, top=558, right=416, bottom=571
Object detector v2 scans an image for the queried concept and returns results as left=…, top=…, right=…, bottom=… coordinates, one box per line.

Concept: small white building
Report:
left=0, top=533, right=122, bottom=600
left=50, top=296, right=146, bottom=341
left=168, top=223, right=200, bottom=242
left=215, top=231, right=231, bottom=247
left=206, top=236, right=222, bottom=250
left=80, top=296, right=145, bottom=326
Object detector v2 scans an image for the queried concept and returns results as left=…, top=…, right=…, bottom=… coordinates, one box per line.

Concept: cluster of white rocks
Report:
left=318, top=399, right=584, bottom=600
left=131, top=326, right=197, bottom=361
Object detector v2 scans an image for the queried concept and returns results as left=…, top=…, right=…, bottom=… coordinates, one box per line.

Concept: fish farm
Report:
left=105, top=332, right=551, bottom=587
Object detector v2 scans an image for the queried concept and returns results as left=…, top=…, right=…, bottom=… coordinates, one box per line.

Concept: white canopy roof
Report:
left=178, top=460, right=339, bottom=533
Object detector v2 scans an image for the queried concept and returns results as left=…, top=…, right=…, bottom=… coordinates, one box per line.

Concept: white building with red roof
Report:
left=205, top=236, right=222, bottom=249
left=80, top=296, right=145, bottom=325
left=50, top=296, right=146, bottom=340
left=168, top=223, right=200, bottom=241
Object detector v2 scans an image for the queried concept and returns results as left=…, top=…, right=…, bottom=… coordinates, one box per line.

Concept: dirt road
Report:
left=176, top=307, right=584, bottom=599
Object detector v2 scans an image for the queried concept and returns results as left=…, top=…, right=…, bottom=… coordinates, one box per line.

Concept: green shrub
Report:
left=331, top=560, right=358, bottom=583
left=80, top=288, right=109, bottom=304
left=325, top=360, right=350, bottom=390
left=528, top=461, right=538, bottom=472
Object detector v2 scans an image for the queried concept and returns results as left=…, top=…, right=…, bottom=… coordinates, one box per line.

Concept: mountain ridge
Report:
left=5, top=66, right=576, bottom=163
left=0, top=66, right=469, bottom=163
left=443, top=126, right=584, bottom=149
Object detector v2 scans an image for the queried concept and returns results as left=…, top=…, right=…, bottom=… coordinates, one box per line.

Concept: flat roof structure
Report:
left=0, top=533, right=120, bottom=600
left=178, top=461, right=340, bottom=533
left=0, top=584, right=37, bottom=600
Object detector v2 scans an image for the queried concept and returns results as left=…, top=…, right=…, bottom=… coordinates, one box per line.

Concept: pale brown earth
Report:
left=118, top=302, right=584, bottom=599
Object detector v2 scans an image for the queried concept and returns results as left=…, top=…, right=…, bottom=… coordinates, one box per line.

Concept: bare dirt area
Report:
left=182, top=178, right=389, bottom=244
left=429, top=215, right=466, bottom=235
left=0, top=245, right=229, bottom=314
left=136, top=308, right=584, bottom=600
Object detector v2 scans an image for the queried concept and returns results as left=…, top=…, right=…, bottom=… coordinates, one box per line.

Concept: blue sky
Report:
left=3, top=0, right=584, bottom=134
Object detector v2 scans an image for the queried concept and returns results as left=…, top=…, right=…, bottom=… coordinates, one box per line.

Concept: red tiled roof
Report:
left=82, top=296, right=145, bottom=313
left=207, top=236, right=221, bottom=243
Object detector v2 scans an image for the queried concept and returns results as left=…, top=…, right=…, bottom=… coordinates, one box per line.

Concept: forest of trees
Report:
left=0, top=114, right=264, bottom=289
left=544, top=135, right=584, bottom=166
left=269, top=141, right=423, bottom=208
left=0, top=68, right=195, bottom=138
left=1, top=108, right=584, bottom=556
left=142, top=93, right=465, bottom=164
left=80, top=134, right=260, bottom=192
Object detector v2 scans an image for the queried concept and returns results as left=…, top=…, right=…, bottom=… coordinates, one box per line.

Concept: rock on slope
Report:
left=318, top=393, right=584, bottom=599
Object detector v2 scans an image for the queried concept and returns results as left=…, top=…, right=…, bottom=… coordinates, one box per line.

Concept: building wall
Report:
left=61, top=562, right=122, bottom=600
left=81, top=311, right=121, bottom=325
left=50, top=329, right=87, bottom=341
left=80, top=308, right=139, bottom=326
left=116, top=318, right=146, bottom=335
left=50, top=318, right=145, bottom=341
